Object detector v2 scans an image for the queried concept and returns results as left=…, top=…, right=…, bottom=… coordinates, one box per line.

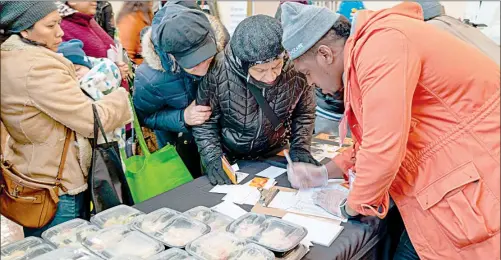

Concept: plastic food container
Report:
left=31, top=247, right=102, bottom=260
left=226, top=213, right=267, bottom=239
left=1, top=237, right=54, bottom=260
left=42, top=218, right=100, bottom=248
left=82, top=226, right=164, bottom=259
left=149, top=215, right=210, bottom=248
left=186, top=232, right=246, bottom=260
left=183, top=206, right=233, bottom=232
left=228, top=244, right=275, bottom=260
left=132, top=208, right=180, bottom=234
left=252, top=218, right=307, bottom=253
left=276, top=244, right=309, bottom=260
left=149, top=248, right=197, bottom=260
left=90, top=205, right=143, bottom=228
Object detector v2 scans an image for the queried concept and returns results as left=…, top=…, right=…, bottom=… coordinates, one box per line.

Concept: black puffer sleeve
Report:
left=192, top=60, right=224, bottom=166
left=289, top=74, right=316, bottom=152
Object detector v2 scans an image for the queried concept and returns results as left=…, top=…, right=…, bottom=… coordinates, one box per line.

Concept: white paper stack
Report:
left=282, top=213, right=344, bottom=247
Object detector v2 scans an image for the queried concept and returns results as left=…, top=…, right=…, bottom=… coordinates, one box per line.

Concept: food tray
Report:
left=42, top=218, right=100, bottom=248
left=31, top=247, right=101, bottom=260
left=227, top=213, right=307, bottom=253
left=1, top=237, right=54, bottom=260
left=90, top=205, right=143, bottom=228
left=148, top=215, right=210, bottom=248
left=185, top=232, right=246, bottom=260
left=82, top=226, right=164, bottom=259
left=183, top=206, right=233, bottom=232
left=226, top=213, right=266, bottom=239
left=132, top=208, right=180, bottom=234
left=149, top=248, right=197, bottom=260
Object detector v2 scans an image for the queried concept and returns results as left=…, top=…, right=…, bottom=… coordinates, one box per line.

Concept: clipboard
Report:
left=221, top=155, right=237, bottom=184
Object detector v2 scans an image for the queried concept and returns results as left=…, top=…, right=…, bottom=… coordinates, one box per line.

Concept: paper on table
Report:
left=209, top=185, right=237, bottom=194
left=222, top=185, right=260, bottom=205
left=244, top=178, right=276, bottom=190
left=256, top=166, right=287, bottom=179
left=267, top=184, right=348, bottom=222
left=212, top=201, right=248, bottom=220
left=236, top=172, right=249, bottom=184
left=232, top=163, right=240, bottom=172
left=282, top=213, right=343, bottom=247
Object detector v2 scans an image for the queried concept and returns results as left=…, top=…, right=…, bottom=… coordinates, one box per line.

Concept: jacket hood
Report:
left=141, top=12, right=229, bottom=72
left=350, top=2, right=423, bottom=43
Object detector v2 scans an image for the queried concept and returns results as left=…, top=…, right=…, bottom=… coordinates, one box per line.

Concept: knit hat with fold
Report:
left=0, top=1, right=58, bottom=33
left=57, top=39, right=93, bottom=69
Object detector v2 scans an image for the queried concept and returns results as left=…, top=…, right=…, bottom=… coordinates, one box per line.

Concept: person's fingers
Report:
left=214, top=171, right=226, bottom=185
left=208, top=172, right=217, bottom=185
left=195, top=105, right=212, bottom=112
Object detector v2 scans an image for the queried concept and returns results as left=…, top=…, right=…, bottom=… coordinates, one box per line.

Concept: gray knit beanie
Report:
left=281, top=2, right=340, bottom=60
left=0, top=1, right=58, bottom=33
left=231, top=15, right=283, bottom=63
left=415, top=1, right=443, bottom=21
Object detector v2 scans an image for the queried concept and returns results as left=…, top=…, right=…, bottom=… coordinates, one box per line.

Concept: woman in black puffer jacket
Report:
left=193, top=15, right=318, bottom=185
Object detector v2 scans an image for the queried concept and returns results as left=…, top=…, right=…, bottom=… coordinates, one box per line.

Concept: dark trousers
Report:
left=176, top=135, right=203, bottom=179
left=393, top=230, right=420, bottom=260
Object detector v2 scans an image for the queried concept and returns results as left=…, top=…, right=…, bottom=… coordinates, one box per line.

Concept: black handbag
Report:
left=89, top=104, right=134, bottom=213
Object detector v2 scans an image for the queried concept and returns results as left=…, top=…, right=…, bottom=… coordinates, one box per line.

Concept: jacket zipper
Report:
left=250, top=88, right=265, bottom=151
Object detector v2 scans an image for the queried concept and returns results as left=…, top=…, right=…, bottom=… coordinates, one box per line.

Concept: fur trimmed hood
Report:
left=141, top=13, right=230, bottom=71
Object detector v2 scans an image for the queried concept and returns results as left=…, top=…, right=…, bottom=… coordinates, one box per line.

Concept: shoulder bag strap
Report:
left=247, top=84, right=283, bottom=131
left=55, top=128, right=73, bottom=193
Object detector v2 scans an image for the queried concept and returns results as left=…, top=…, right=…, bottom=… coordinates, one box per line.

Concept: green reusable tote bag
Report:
left=124, top=98, right=193, bottom=203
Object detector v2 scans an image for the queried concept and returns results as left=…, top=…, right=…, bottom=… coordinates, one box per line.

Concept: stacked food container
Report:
left=2, top=205, right=309, bottom=260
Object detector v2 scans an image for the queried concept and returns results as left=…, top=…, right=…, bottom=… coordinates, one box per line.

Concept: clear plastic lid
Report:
left=228, top=244, right=275, bottom=260
left=148, top=248, right=197, bottom=260
left=132, top=208, right=180, bottom=234
left=90, top=205, right=144, bottom=228
left=252, top=218, right=307, bottom=253
left=183, top=206, right=233, bottom=232
left=42, top=219, right=100, bottom=248
left=151, top=215, right=210, bottom=248
left=185, top=232, right=246, bottom=260
left=1, top=237, right=54, bottom=260
left=226, top=213, right=267, bottom=239
left=82, top=226, right=164, bottom=259
left=31, top=247, right=102, bottom=260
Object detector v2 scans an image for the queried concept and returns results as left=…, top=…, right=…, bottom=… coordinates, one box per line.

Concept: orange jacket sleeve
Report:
left=347, top=29, right=421, bottom=218
left=117, top=13, right=145, bottom=64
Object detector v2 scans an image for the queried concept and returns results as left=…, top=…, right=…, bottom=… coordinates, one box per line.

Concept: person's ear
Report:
left=20, top=30, right=29, bottom=39
left=316, top=45, right=334, bottom=65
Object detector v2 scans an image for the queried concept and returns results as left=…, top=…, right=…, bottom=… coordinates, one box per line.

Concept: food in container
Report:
left=228, top=244, right=274, bottom=260
left=185, top=232, right=246, bottom=260
left=31, top=247, right=101, bottom=260
left=252, top=218, right=307, bottom=252
left=226, top=213, right=266, bottom=239
left=42, top=218, right=100, bottom=248
left=132, top=208, right=180, bottom=234
left=183, top=206, right=233, bottom=232
left=153, top=215, right=210, bottom=248
left=149, top=248, right=197, bottom=260
left=90, top=205, right=143, bottom=228
left=1, top=237, right=54, bottom=260
left=82, top=226, right=164, bottom=259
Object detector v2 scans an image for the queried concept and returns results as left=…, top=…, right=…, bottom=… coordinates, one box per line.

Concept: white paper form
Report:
left=222, top=185, right=261, bottom=205
left=267, top=181, right=349, bottom=222
left=256, top=166, right=287, bottom=179
left=212, top=201, right=248, bottom=220
left=282, top=213, right=343, bottom=247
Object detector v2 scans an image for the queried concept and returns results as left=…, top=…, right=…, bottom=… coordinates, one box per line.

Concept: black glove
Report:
left=205, top=159, right=232, bottom=185
left=289, top=148, right=322, bottom=166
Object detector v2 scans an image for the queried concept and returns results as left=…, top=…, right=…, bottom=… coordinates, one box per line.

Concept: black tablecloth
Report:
left=134, top=160, right=404, bottom=260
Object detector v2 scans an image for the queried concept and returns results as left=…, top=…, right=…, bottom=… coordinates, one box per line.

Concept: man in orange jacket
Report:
left=280, top=2, right=500, bottom=259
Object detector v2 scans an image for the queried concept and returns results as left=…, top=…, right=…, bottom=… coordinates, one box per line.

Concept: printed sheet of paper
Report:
left=212, top=201, right=248, bottom=220
left=256, top=166, right=287, bottom=179
left=267, top=180, right=349, bottom=222
left=282, top=213, right=343, bottom=247
left=222, top=185, right=261, bottom=205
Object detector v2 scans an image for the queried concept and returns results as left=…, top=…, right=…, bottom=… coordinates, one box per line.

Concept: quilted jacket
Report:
left=133, top=11, right=229, bottom=148
left=193, top=45, right=316, bottom=165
